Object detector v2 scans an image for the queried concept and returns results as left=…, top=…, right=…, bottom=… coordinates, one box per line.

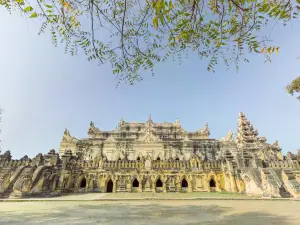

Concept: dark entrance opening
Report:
left=107, top=179, right=113, bottom=192
left=156, top=179, right=163, bottom=187
left=80, top=178, right=86, bottom=188
left=182, top=179, right=188, bottom=188
left=209, top=179, right=216, bottom=187
left=157, top=157, right=160, bottom=161
left=132, top=179, right=139, bottom=187
left=137, top=157, right=140, bottom=161
left=262, top=160, right=267, bottom=168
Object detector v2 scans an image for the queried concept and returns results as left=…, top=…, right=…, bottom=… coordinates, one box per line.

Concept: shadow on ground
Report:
left=0, top=203, right=292, bottom=225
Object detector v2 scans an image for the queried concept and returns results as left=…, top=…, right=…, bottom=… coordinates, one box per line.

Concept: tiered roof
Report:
left=85, top=116, right=211, bottom=140
left=236, top=112, right=259, bottom=149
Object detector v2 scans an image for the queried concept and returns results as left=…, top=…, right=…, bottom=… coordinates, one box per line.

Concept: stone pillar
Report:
left=113, top=180, right=117, bottom=193
left=126, top=179, right=132, bottom=192
left=163, top=181, right=167, bottom=193
left=230, top=173, right=238, bottom=192
left=151, top=181, right=156, bottom=192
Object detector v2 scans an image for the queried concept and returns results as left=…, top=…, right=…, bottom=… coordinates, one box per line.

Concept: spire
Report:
left=63, top=129, right=71, bottom=137
left=174, top=118, right=180, bottom=126
left=64, top=128, right=69, bottom=136
left=236, top=112, right=258, bottom=149
left=119, top=118, right=125, bottom=125
left=147, top=114, right=153, bottom=124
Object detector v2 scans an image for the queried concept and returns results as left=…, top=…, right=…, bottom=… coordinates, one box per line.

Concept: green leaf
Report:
left=24, top=6, right=33, bottom=12
left=45, top=4, right=52, bottom=8
left=153, top=16, right=158, bottom=29
left=29, top=12, right=38, bottom=18
left=159, top=14, right=164, bottom=25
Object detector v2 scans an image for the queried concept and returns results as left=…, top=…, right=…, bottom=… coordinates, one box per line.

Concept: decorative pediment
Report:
left=141, top=115, right=158, bottom=142
left=88, top=121, right=101, bottom=134
left=141, top=131, right=159, bottom=143
left=62, top=129, right=77, bottom=142
left=220, top=130, right=234, bottom=142
left=195, top=123, right=210, bottom=137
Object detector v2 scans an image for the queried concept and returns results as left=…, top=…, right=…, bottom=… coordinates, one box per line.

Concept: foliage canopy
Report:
left=1, top=0, right=300, bottom=99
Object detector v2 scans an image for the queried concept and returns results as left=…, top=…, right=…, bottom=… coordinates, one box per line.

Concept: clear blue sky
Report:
left=0, top=10, right=300, bottom=159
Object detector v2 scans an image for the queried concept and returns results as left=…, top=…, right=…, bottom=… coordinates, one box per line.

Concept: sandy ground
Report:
left=0, top=198, right=300, bottom=225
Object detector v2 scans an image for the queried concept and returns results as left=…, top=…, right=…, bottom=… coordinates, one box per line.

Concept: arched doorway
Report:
left=80, top=177, right=86, bottom=188
left=155, top=178, right=163, bottom=193
left=209, top=179, right=216, bottom=187
left=181, top=178, right=188, bottom=192
left=209, top=178, right=216, bottom=192
left=157, top=157, right=161, bottom=161
left=132, top=179, right=139, bottom=187
left=156, top=179, right=163, bottom=187
left=107, top=179, right=113, bottom=193
left=182, top=179, right=188, bottom=188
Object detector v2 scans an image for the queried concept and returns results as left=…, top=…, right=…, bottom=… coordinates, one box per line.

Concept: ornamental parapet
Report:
left=269, top=160, right=300, bottom=169
left=103, top=160, right=144, bottom=170
left=152, top=160, right=190, bottom=170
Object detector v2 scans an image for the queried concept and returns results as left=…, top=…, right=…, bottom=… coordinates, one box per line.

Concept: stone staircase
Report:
left=0, top=186, right=13, bottom=198
left=262, top=168, right=292, bottom=198
left=269, top=169, right=293, bottom=198
left=282, top=169, right=300, bottom=198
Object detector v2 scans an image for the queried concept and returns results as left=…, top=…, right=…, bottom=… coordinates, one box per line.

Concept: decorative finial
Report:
left=90, top=121, right=94, bottom=126
left=148, top=114, right=153, bottom=123
left=274, top=140, right=280, bottom=148
left=64, top=129, right=69, bottom=135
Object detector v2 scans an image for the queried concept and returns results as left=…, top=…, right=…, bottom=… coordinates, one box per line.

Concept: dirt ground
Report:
left=0, top=198, right=299, bottom=225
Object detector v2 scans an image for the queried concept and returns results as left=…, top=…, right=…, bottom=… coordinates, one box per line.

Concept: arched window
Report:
left=118, top=157, right=121, bottom=161
left=175, top=157, right=179, bottom=161
left=137, top=156, right=140, bottom=161
left=132, top=179, right=139, bottom=187
left=156, top=179, right=163, bottom=187
left=80, top=177, right=86, bottom=188
left=157, top=157, right=160, bottom=161
left=182, top=179, right=188, bottom=188
left=209, top=179, right=216, bottom=187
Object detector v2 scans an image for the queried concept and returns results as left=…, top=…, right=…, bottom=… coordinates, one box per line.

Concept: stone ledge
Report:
left=0, top=197, right=299, bottom=202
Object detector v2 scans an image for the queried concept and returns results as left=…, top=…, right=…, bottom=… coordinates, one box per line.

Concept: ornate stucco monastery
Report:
left=1, top=113, right=300, bottom=198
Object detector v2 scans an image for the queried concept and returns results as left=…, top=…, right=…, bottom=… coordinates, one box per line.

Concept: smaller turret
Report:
left=59, top=129, right=78, bottom=156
